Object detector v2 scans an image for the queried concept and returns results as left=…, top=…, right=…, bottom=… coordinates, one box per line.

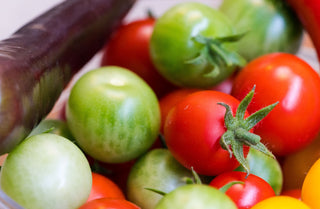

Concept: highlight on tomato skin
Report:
left=231, top=52, right=320, bottom=156
left=209, top=171, right=275, bottom=209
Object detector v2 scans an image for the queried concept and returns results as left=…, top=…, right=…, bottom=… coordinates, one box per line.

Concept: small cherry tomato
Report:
left=209, top=171, right=275, bottom=209
left=232, top=53, right=320, bottom=156
left=164, top=90, right=252, bottom=176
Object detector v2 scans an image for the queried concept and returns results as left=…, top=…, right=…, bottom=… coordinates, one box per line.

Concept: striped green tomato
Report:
left=66, top=66, right=160, bottom=163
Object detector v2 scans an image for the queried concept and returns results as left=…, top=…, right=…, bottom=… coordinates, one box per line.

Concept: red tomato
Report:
left=159, top=75, right=235, bottom=133
left=209, top=171, right=275, bottom=209
left=159, top=88, right=199, bottom=133
left=87, top=156, right=136, bottom=194
left=231, top=53, right=320, bottom=156
left=79, top=198, right=140, bottom=209
left=101, top=18, right=176, bottom=98
left=164, top=90, right=250, bottom=176
left=87, top=172, right=125, bottom=202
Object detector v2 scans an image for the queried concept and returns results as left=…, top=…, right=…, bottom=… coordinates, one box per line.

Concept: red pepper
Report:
left=286, top=0, right=320, bottom=63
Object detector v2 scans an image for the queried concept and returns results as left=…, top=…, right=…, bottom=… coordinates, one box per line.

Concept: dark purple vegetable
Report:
left=0, top=0, right=136, bottom=154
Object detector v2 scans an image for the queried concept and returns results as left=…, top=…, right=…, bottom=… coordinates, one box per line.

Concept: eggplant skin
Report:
left=0, top=0, right=136, bottom=154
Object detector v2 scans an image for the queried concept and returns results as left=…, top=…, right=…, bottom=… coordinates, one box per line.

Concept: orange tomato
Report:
left=251, top=196, right=310, bottom=209
left=86, top=172, right=125, bottom=202
left=302, top=157, right=320, bottom=209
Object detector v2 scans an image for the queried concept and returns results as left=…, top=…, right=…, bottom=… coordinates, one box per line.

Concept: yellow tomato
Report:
left=302, top=157, right=320, bottom=209
left=251, top=196, right=310, bottom=209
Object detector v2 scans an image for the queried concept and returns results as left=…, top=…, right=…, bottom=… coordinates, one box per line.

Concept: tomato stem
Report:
left=218, top=86, right=277, bottom=177
left=186, top=33, right=247, bottom=79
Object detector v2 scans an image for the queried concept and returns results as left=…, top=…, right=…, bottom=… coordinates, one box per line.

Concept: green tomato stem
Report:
left=218, top=85, right=278, bottom=177
left=186, top=33, right=247, bottom=79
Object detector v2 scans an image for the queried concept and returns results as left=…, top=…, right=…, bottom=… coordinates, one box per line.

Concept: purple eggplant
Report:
left=0, top=0, right=136, bottom=154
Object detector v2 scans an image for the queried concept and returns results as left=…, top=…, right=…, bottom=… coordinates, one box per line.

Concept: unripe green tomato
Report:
left=66, top=66, right=160, bottom=163
left=219, top=0, right=303, bottom=61
left=0, top=133, right=92, bottom=209
left=150, top=2, right=239, bottom=88
left=155, top=184, right=237, bottom=209
left=127, top=148, right=193, bottom=209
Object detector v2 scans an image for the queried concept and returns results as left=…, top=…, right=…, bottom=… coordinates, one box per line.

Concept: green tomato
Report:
left=150, top=2, right=244, bottom=89
left=155, top=184, right=237, bottom=209
left=0, top=133, right=92, bottom=209
left=235, top=148, right=283, bottom=195
left=66, top=66, right=160, bottom=163
left=28, top=119, right=75, bottom=142
left=219, top=0, right=303, bottom=61
left=127, top=148, right=194, bottom=209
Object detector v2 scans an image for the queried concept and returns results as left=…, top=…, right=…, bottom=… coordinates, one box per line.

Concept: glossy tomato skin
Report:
left=159, top=88, right=199, bottom=133
left=150, top=2, right=238, bottom=88
left=101, top=18, right=176, bottom=98
left=87, top=172, right=125, bottom=203
left=235, top=148, right=283, bottom=195
left=79, top=198, right=140, bottom=209
left=164, top=90, right=249, bottom=176
left=66, top=66, right=160, bottom=163
left=210, top=171, right=275, bottom=209
left=232, top=53, right=320, bottom=156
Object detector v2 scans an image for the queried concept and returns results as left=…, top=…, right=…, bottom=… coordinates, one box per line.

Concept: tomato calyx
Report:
left=219, top=86, right=278, bottom=176
left=186, top=33, right=247, bottom=78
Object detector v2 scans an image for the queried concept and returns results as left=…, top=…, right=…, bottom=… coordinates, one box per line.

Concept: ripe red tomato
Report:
left=163, top=90, right=250, bottom=176
left=79, top=198, right=140, bottom=209
left=159, top=76, right=236, bottom=133
left=101, top=18, right=176, bottom=98
left=159, top=88, right=199, bottom=133
left=209, top=171, right=275, bottom=209
left=87, top=172, right=125, bottom=203
left=232, top=53, right=320, bottom=156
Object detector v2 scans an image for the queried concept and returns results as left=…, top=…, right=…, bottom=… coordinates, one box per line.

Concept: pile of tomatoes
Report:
left=1, top=1, right=320, bottom=209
